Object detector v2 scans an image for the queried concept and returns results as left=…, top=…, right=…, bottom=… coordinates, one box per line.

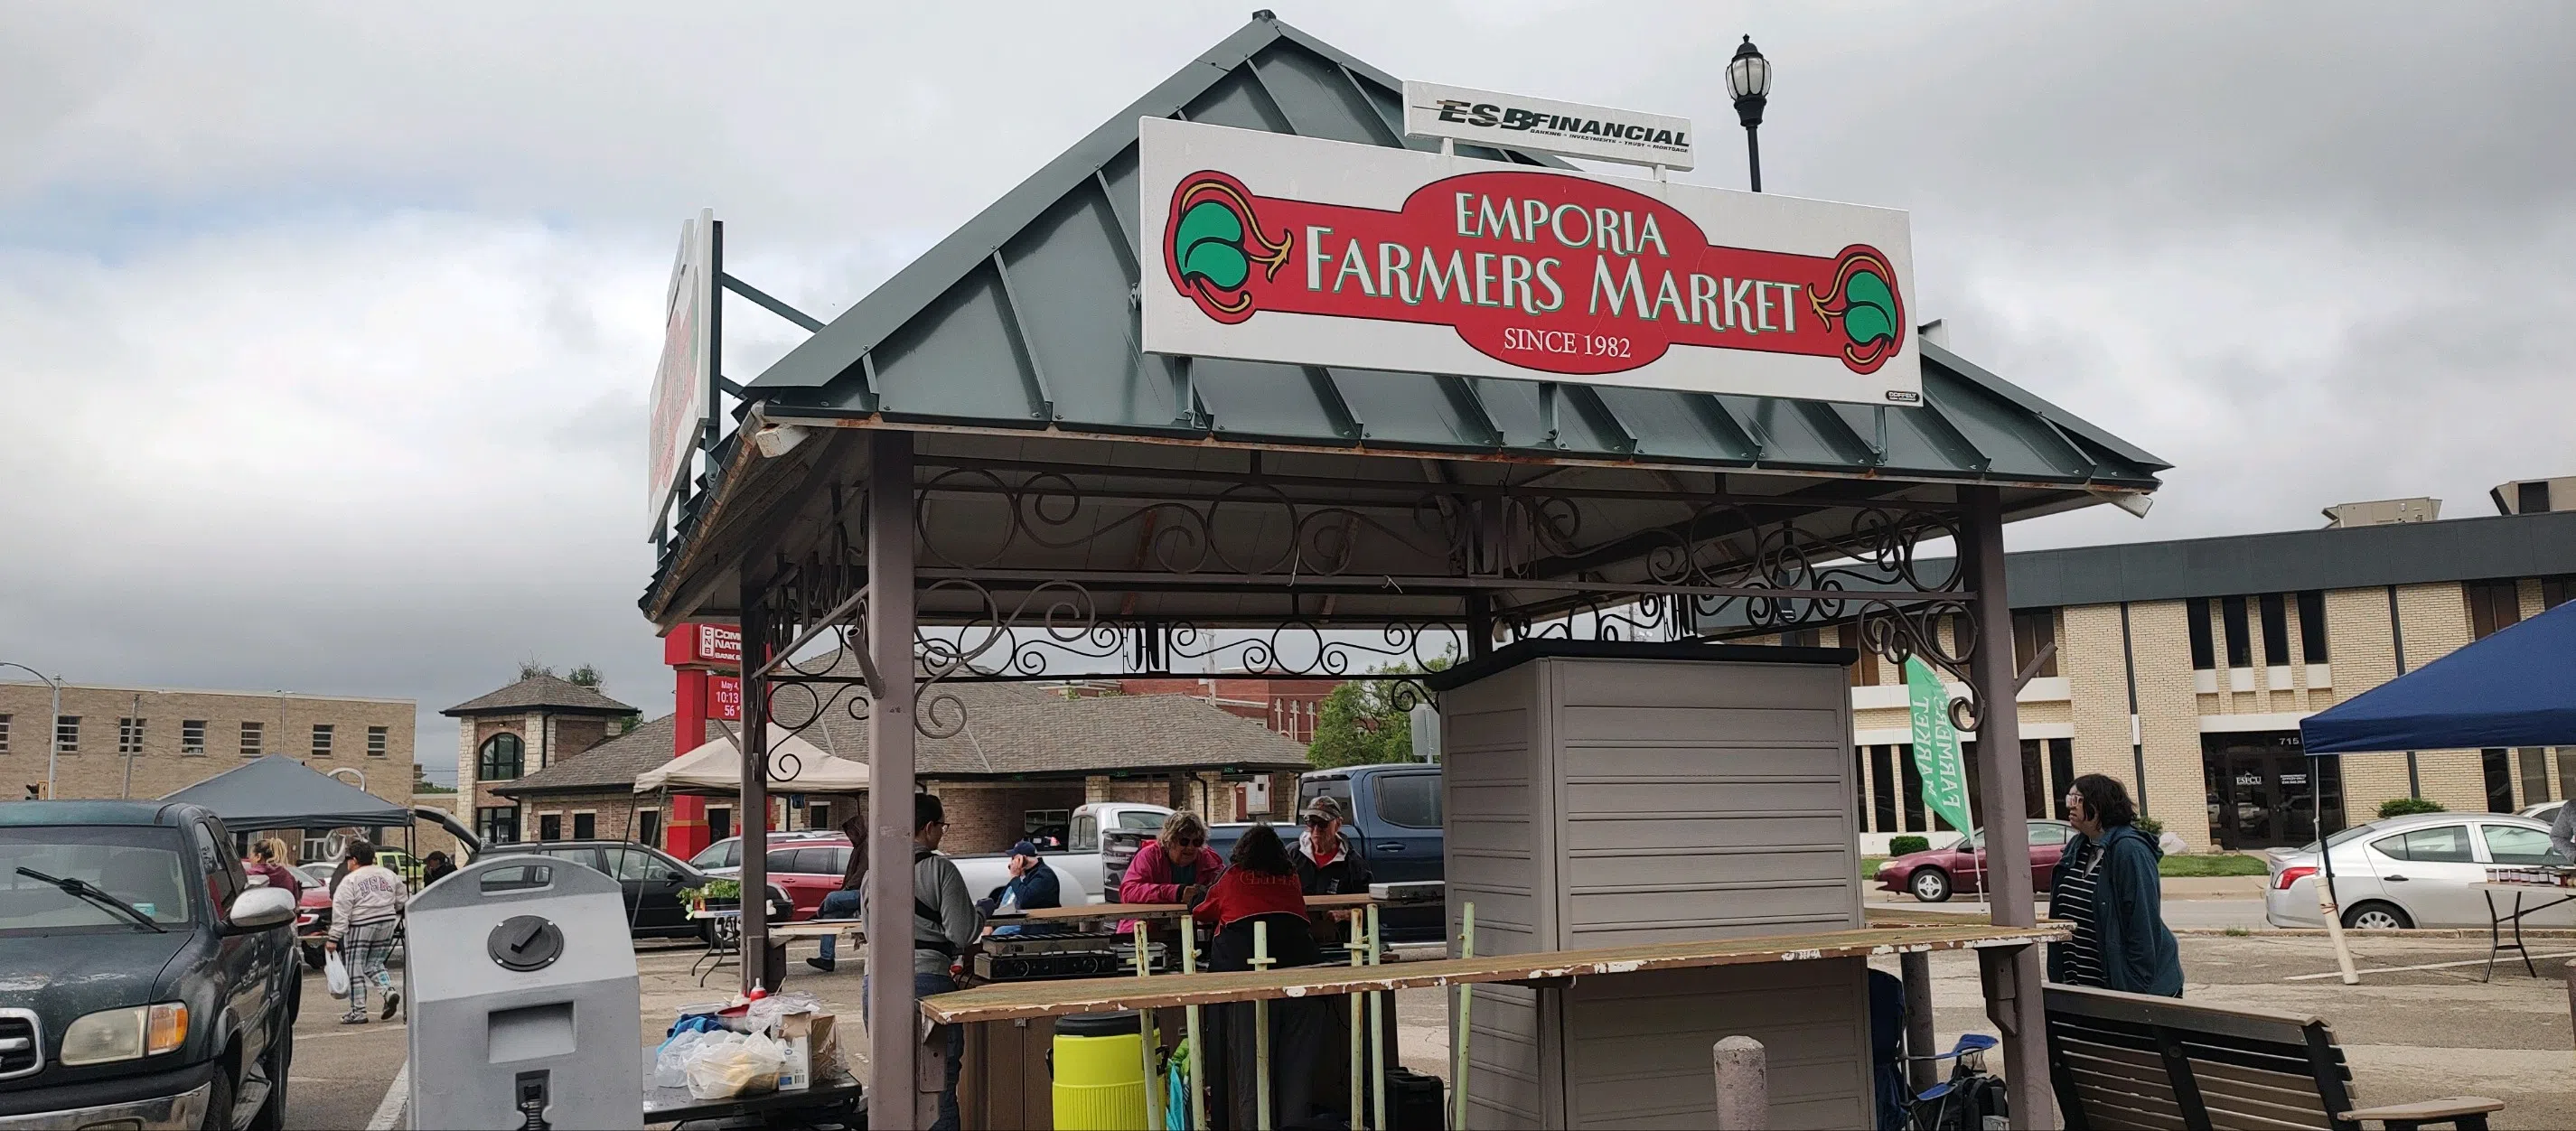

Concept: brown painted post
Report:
left=1901, top=949, right=1937, bottom=1093
left=1962, top=485, right=2055, bottom=1128
left=866, top=430, right=922, bottom=1129
left=1711, top=1035, right=1768, bottom=1129
left=2564, top=960, right=2576, bottom=1053
left=739, top=584, right=770, bottom=995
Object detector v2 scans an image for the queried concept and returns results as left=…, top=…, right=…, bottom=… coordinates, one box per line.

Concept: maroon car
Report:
left=1873, top=820, right=2076, bottom=902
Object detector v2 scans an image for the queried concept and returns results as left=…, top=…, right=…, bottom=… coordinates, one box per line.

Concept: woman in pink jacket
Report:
left=1119, top=810, right=1222, bottom=908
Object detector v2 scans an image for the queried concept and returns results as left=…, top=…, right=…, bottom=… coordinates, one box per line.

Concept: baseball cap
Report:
left=1009, top=839, right=1042, bottom=858
left=1300, top=796, right=1344, bottom=823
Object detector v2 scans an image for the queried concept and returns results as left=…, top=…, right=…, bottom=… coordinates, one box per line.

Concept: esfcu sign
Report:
left=1138, top=118, right=1918, bottom=405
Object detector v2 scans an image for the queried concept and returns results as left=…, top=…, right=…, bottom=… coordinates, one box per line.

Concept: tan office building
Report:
left=1779, top=492, right=2576, bottom=853
left=0, top=678, right=416, bottom=809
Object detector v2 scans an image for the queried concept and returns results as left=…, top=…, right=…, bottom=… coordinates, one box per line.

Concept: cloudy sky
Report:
left=3, top=3, right=2568, bottom=782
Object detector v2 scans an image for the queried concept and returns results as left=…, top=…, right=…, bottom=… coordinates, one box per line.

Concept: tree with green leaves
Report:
left=1305, top=654, right=1452, bottom=769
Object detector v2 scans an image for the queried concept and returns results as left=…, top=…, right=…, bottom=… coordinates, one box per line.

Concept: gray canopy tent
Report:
left=163, top=755, right=417, bottom=863
left=641, top=14, right=2168, bottom=1127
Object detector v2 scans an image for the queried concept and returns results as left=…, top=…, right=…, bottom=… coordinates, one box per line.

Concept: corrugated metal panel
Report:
left=740, top=15, right=2166, bottom=490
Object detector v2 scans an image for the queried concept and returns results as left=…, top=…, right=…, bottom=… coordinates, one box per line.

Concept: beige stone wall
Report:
left=0, top=681, right=413, bottom=805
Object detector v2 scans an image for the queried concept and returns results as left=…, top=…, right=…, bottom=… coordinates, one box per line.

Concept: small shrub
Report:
left=2377, top=798, right=2446, bottom=818
left=1888, top=835, right=1932, bottom=855
left=2133, top=816, right=2165, bottom=837
left=2223, top=926, right=2252, bottom=937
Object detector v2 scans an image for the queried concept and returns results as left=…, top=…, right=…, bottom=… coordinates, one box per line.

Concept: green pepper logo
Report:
left=1810, top=247, right=1905, bottom=374
left=1164, top=172, right=1292, bottom=324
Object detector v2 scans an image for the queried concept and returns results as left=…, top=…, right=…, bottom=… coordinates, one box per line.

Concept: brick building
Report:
left=1754, top=488, right=2576, bottom=852
left=440, top=675, right=640, bottom=847
left=493, top=678, right=1311, bottom=855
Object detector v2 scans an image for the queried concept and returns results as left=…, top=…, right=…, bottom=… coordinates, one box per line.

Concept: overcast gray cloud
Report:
left=1, top=2, right=2568, bottom=781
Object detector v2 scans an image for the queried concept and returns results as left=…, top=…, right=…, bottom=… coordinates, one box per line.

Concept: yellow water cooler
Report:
left=1050, top=1009, right=1148, bottom=1129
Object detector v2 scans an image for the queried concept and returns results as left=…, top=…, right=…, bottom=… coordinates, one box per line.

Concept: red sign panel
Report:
left=1162, top=168, right=1902, bottom=379
left=709, top=675, right=743, bottom=722
left=663, top=622, right=743, bottom=668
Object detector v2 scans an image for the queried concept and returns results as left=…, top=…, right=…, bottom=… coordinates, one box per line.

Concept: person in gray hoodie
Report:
left=2047, top=774, right=2184, bottom=996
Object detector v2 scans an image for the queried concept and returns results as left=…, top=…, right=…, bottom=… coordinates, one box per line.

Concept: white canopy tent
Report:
left=634, top=725, right=869, bottom=795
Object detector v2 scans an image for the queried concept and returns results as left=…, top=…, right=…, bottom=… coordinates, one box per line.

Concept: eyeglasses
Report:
left=1170, top=837, right=1205, bottom=848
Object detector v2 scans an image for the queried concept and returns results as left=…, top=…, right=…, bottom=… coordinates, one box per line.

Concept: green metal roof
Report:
left=650, top=15, right=2167, bottom=622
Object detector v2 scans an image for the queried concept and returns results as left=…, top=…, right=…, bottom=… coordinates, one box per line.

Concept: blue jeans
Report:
left=863, top=970, right=962, bottom=1131
left=814, top=889, right=862, bottom=960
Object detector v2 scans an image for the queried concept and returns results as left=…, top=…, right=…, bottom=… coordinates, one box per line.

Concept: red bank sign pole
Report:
left=661, top=622, right=742, bottom=857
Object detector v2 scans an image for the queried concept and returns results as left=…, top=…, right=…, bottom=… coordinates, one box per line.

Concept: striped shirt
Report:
left=2056, top=837, right=2109, bottom=987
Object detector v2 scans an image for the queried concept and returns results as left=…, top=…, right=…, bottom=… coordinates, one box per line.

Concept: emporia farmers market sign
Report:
left=1138, top=117, right=1919, bottom=404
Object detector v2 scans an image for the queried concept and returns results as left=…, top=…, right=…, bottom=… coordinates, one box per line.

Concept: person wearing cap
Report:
left=1291, top=795, right=1371, bottom=898
left=976, top=839, right=1063, bottom=918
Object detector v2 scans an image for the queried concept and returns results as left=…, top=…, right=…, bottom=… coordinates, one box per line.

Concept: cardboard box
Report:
left=777, top=1012, right=839, bottom=1091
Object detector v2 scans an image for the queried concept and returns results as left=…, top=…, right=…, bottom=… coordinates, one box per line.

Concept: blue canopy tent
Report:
left=2302, top=600, right=2576, bottom=754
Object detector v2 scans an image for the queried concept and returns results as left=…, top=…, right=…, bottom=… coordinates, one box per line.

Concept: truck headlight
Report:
left=59, top=1003, right=187, bottom=1065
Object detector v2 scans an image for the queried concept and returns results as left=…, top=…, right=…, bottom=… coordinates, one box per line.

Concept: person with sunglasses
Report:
left=1291, top=795, right=1371, bottom=900
left=1119, top=809, right=1222, bottom=907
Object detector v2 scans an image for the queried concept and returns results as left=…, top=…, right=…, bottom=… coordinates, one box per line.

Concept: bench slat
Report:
left=2061, top=1039, right=2323, bottom=1108
left=2068, top=1080, right=2191, bottom=1131
left=2044, top=985, right=2321, bottom=1043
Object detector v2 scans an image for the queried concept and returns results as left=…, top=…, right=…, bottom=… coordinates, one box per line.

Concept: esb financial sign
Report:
left=1138, top=117, right=1919, bottom=405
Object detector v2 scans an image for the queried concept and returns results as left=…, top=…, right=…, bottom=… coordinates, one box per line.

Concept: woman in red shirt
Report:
left=1194, top=823, right=1325, bottom=1128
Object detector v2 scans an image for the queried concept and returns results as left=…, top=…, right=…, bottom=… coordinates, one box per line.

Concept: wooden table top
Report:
left=761, top=892, right=1382, bottom=939
left=920, top=921, right=2066, bottom=1024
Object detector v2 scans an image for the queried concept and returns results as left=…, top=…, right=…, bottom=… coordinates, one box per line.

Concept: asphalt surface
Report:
left=1869, top=896, right=2272, bottom=930
left=280, top=961, right=409, bottom=1131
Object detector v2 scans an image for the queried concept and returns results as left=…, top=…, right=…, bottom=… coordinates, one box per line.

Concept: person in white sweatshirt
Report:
left=326, top=841, right=405, bottom=1024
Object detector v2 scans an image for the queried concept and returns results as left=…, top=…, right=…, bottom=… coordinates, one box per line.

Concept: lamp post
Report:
left=1726, top=35, right=1772, bottom=192
left=1, top=663, right=63, bottom=799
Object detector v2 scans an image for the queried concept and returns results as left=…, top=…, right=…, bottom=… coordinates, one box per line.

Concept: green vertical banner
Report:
left=1905, top=657, right=1976, bottom=834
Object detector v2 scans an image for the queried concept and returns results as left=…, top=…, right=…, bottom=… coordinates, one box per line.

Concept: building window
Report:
left=478, top=734, right=525, bottom=780
left=2519, top=481, right=2552, bottom=515
left=2026, top=738, right=2076, bottom=819
left=117, top=718, right=145, bottom=755
left=1897, top=746, right=1927, bottom=833
left=366, top=725, right=388, bottom=756
left=1869, top=745, right=1899, bottom=832
left=2010, top=609, right=2057, bottom=678
left=239, top=722, right=262, bottom=756
left=708, top=807, right=734, bottom=843
left=2219, top=595, right=2253, bottom=668
left=2296, top=591, right=2329, bottom=664
left=638, top=809, right=662, bottom=846
left=2187, top=598, right=2215, bottom=670
left=2482, top=749, right=2516, bottom=812
left=806, top=800, right=832, bottom=830
left=538, top=813, right=563, bottom=841
left=310, top=724, right=333, bottom=757
left=2545, top=576, right=2572, bottom=611
left=55, top=716, right=80, bottom=753
left=0, top=713, right=10, bottom=753
left=2257, top=594, right=2290, bottom=666
left=571, top=812, right=596, bottom=839
left=476, top=806, right=520, bottom=846
left=181, top=720, right=206, bottom=755
left=1779, top=628, right=1820, bottom=648
left=1837, top=622, right=1880, bottom=686
left=2466, top=579, right=2523, bottom=640
left=2519, top=748, right=2552, bottom=806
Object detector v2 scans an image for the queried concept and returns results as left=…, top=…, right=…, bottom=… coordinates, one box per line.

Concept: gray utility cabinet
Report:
left=1430, top=640, right=1869, bottom=1129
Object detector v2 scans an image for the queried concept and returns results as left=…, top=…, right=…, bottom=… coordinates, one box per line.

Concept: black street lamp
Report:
left=1727, top=35, right=1772, bottom=192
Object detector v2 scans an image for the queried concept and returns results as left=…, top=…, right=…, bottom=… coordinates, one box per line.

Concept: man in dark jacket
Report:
left=976, top=840, right=1062, bottom=917
left=2046, top=774, right=2183, bottom=996
left=1290, top=796, right=1370, bottom=896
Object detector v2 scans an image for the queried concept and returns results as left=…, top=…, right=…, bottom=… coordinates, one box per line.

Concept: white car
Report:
left=2519, top=800, right=2564, bottom=825
left=2264, top=811, right=2571, bottom=930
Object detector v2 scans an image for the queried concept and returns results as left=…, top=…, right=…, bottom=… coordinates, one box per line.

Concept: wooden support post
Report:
left=1254, top=920, right=1275, bottom=1131
left=1712, top=1035, right=1768, bottom=1130
left=1350, top=915, right=1367, bottom=1130
left=1185, top=926, right=1204, bottom=1131
left=2565, top=960, right=2576, bottom=1060
left=1368, top=903, right=1387, bottom=1131
left=865, top=430, right=921, bottom=1129
left=1137, top=920, right=1163, bottom=1131
left=1962, top=486, right=2056, bottom=1129
left=1453, top=902, right=1475, bottom=1131
left=1901, top=949, right=1937, bottom=1094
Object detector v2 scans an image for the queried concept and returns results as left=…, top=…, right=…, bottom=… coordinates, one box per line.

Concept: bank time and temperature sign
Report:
left=1138, top=117, right=1919, bottom=405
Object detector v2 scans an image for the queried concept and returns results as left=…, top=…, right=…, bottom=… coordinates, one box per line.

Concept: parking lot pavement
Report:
left=1868, top=896, right=2272, bottom=930
left=282, top=964, right=410, bottom=1131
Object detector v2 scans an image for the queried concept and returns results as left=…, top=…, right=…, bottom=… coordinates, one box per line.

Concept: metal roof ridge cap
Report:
left=1920, top=341, right=2169, bottom=472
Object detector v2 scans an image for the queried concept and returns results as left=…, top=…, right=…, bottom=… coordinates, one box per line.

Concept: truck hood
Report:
left=0, top=929, right=191, bottom=1020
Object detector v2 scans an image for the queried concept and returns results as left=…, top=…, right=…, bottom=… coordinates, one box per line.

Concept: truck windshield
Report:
left=0, top=827, right=195, bottom=933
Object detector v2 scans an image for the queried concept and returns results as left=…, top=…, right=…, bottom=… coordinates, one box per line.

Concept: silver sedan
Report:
left=2263, top=811, right=2571, bottom=930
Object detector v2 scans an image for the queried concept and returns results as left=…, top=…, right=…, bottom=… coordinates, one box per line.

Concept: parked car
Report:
left=2518, top=800, right=2563, bottom=826
left=1873, top=820, right=2078, bottom=902
left=289, top=865, right=333, bottom=970
left=2264, top=812, right=2572, bottom=930
left=0, top=800, right=302, bottom=1131
left=693, top=831, right=1095, bottom=916
left=501, top=840, right=763, bottom=939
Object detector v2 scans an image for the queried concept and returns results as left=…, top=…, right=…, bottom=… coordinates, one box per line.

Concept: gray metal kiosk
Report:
left=1434, top=640, right=1870, bottom=1128
left=407, top=855, right=643, bottom=1131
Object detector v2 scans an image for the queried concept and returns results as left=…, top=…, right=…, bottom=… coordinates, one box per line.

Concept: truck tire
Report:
left=248, top=1024, right=292, bottom=1131
left=199, top=1053, right=234, bottom=1131
left=302, top=943, right=323, bottom=972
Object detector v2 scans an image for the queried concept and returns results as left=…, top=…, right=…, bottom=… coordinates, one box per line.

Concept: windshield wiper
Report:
left=14, top=867, right=166, bottom=932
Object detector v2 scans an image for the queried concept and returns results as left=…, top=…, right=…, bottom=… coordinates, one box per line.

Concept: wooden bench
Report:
left=2045, top=985, right=2502, bottom=1131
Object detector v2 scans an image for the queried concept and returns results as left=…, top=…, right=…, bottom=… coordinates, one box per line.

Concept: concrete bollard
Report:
left=1901, top=950, right=1938, bottom=1094
left=1712, top=1035, right=1768, bottom=1130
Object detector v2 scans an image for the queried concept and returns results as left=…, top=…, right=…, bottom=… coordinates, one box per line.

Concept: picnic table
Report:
left=2468, top=881, right=2576, bottom=981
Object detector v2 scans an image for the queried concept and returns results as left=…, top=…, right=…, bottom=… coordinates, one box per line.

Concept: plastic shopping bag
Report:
left=653, top=1030, right=716, bottom=1089
left=683, top=1031, right=792, bottom=1100
left=323, top=951, right=350, bottom=999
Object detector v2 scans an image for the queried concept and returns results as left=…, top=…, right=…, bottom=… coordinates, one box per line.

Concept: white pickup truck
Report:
left=691, top=800, right=1176, bottom=911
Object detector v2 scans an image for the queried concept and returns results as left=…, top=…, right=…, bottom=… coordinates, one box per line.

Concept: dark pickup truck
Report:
left=1107, top=764, right=1446, bottom=940
left=0, top=800, right=303, bottom=1130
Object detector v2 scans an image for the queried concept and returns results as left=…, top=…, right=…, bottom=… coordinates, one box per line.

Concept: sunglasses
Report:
left=1169, top=837, right=1205, bottom=848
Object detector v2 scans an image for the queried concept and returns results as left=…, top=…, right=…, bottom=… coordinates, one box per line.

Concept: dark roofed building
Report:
left=443, top=674, right=642, bottom=849
left=491, top=678, right=1313, bottom=854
